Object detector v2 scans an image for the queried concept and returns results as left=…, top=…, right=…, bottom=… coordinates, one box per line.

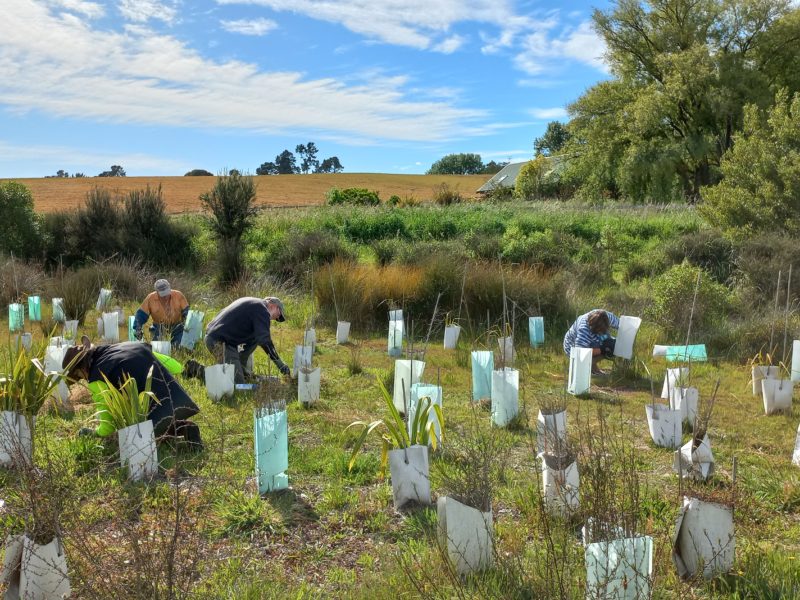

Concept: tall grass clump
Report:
left=0, top=256, right=46, bottom=307
left=200, top=171, right=259, bottom=285
left=432, top=183, right=462, bottom=206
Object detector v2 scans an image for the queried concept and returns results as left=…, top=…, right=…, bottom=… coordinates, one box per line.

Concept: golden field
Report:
left=2, top=173, right=490, bottom=213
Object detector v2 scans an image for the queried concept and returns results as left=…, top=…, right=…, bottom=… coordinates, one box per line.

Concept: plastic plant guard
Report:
left=96, top=288, right=112, bottom=311
left=585, top=534, right=653, bottom=600
left=4, top=536, right=72, bottom=600
left=389, top=309, right=403, bottom=322
left=303, top=328, right=317, bottom=351
left=336, top=321, right=351, bottom=344
left=793, top=340, right=800, bottom=383
left=529, top=316, right=544, bottom=348
left=661, top=367, right=689, bottom=399
left=471, top=351, right=494, bottom=402
left=180, top=310, right=205, bottom=351
left=254, top=407, right=289, bottom=493
left=792, top=424, right=800, bottom=467
left=127, top=316, right=136, bottom=341
left=0, top=412, right=33, bottom=468
left=408, top=383, right=442, bottom=444
left=652, top=345, right=668, bottom=357
left=752, top=365, right=780, bottom=395
left=64, top=320, right=78, bottom=342
left=568, top=347, right=592, bottom=396
left=388, top=317, right=404, bottom=357
left=392, top=360, right=425, bottom=414
left=666, top=345, right=707, bottom=362
left=498, top=336, right=515, bottom=366
left=537, top=409, right=567, bottom=454
left=205, top=363, right=235, bottom=402
left=14, top=333, right=32, bottom=353
left=27, top=296, right=41, bottom=322
left=613, top=316, right=641, bottom=360
left=540, top=453, right=579, bottom=515
left=115, top=307, right=125, bottom=327
left=52, top=298, right=65, bottom=322
left=673, top=434, right=714, bottom=481
left=443, top=325, right=461, bottom=350
left=44, top=345, right=70, bottom=406
left=102, top=312, right=119, bottom=343
left=669, top=387, right=699, bottom=426
left=437, top=496, right=493, bottom=576
left=292, top=345, right=313, bottom=377
left=118, top=420, right=158, bottom=481
left=491, top=368, right=519, bottom=427
left=151, top=341, right=171, bottom=356
left=761, top=378, right=793, bottom=415
left=388, top=445, right=431, bottom=508
left=8, top=303, right=24, bottom=333
left=645, top=403, right=682, bottom=449
left=298, top=367, right=321, bottom=406
left=672, top=497, right=734, bottom=580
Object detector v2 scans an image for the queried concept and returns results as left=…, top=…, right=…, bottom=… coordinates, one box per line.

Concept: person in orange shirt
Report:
left=133, top=279, right=190, bottom=347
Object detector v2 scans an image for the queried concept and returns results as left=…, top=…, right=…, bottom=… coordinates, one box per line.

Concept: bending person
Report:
left=202, top=297, right=290, bottom=383
left=563, top=309, right=619, bottom=375
left=133, top=279, right=190, bottom=347
left=63, top=337, right=202, bottom=449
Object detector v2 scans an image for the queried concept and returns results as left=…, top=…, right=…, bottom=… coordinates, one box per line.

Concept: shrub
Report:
left=734, top=234, right=800, bottom=308
left=371, top=239, right=401, bottom=266
left=663, top=230, right=735, bottom=284
left=432, top=183, right=462, bottom=206
left=52, top=267, right=98, bottom=324
left=482, top=184, right=514, bottom=203
left=501, top=226, right=583, bottom=269
left=269, top=229, right=356, bottom=281
left=514, top=157, right=562, bottom=200
left=325, top=188, right=380, bottom=206
left=387, top=195, right=401, bottom=206
left=0, top=182, right=41, bottom=258
left=463, top=230, right=503, bottom=261
left=72, top=187, right=122, bottom=260
left=0, top=257, right=46, bottom=308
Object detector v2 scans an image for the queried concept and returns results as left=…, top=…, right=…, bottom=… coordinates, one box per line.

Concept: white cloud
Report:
left=118, top=0, right=178, bottom=24
left=220, top=17, right=277, bottom=36
left=515, top=21, right=607, bottom=75
left=45, top=0, right=105, bottom=18
left=432, top=35, right=465, bottom=54
left=529, top=107, right=567, bottom=120
left=0, top=1, right=487, bottom=144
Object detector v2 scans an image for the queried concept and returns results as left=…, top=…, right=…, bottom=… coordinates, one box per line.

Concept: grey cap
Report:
left=155, top=279, right=171, bottom=297
left=264, top=297, right=286, bottom=322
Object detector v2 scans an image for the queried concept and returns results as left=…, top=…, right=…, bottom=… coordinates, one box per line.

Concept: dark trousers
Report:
left=205, top=336, right=256, bottom=384
left=151, top=322, right=185, bottom=346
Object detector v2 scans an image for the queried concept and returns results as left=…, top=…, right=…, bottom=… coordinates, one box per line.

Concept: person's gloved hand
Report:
left=134, top=329, right=143, bottom=341
left=600, top=337, right=616, bottom=358
left=279, top=364, right=291, bottom=377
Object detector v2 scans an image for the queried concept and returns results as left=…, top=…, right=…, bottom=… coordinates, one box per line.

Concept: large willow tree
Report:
left=563, top=0, right=800, bottom=203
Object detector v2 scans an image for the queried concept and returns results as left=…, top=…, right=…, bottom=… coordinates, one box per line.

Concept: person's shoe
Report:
left=177, top=421, right=204, bottom=452
left=591, top=368, right=608, bottom=376
left=184, top=359, right=205, bottom=380
left=77, top=427, right=96, bottom=437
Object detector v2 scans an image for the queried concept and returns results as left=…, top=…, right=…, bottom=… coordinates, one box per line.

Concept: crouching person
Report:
left=62, top=336, right=203, bottom=450
left=563, top=309, right=619, bottom=375
left=133, top=279, right=190, bottom=347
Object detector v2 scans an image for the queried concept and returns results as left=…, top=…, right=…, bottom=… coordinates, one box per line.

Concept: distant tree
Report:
left=534, top=121, right=570, bottom=156
left=275, top=150, right=299, bottom=175
left=57, top=169, right=69, bottom=178
left=229, top=169, right=241, bottom=177
left=256, top=161, right=278, bottom=175
left=97, top=165, right=126, bottom=177
left=296, top=142, right=320, bottom=174
left=73, top=172, right=86, bottom=178
left=427, top=153, right=484, bottom=175
left=185, top=169, right=214, bottom=176
left=316, top=156, right=344, bottom=173
left=481, top=160, right=508, bottom=175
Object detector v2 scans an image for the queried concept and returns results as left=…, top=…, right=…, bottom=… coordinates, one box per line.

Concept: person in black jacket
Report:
left=201, top=296, right=290, bottom=383
left=62, top=337, right=203, bottom=449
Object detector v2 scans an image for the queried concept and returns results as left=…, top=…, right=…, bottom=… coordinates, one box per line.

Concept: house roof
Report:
left=476, top=161, right=528, bottom=193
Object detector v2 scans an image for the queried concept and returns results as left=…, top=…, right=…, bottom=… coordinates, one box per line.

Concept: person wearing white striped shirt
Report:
left=563, top=309, right=620, bottom=375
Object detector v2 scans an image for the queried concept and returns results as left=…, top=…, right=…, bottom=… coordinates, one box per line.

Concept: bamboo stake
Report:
left=770, top=270, right=782, bottom=355
left=329, top=267, right=340, bottom=323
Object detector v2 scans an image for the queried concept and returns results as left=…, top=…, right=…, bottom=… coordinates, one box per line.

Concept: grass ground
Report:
left=3, top=173, right=489, bottom=213
left=1, top=301, right=800, bottom=598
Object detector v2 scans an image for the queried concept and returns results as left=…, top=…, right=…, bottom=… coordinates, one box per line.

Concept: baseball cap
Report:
left=155, top=279, right=171, bottom=297
left=264, top=297, right=287, bottom=322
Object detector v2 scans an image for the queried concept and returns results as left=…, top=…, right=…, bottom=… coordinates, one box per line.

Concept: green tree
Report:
left=275, top=150, right=299, bottom=175
left=0, top=181, right=40, bottom=256
left=534, top=121, right=570, bottom=156
left=481, top=160, right=507, bottom=174
left=700, top=89, right=800, bottom=236
left=256, top=161, right=278, bottom=175
left=97, top=165, right=126, bottom=177
left=565, top=0, right=799, bottom=203
left=427, top=153, right=485, bottom=175
left=317, top=156, right=344, bottom=173
left=296, top=142, right=320, bottom=174
left=185, top=169, right=213, bottom=176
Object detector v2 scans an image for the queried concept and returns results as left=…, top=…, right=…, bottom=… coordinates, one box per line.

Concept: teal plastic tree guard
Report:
left=27, top=296, right=41, bottom=322
left=180, top=310, right=205, bottom=350
left=128, top=316, right=137, bottom=341
left=471, top=351, right=494, bottom=402
left=666, top=345, right=707, bottom=362
left=529, top=316, right=544, bottom=347
left=254, top=408, right=289, bottom=493
left=8, top=304, right=24, bottom=333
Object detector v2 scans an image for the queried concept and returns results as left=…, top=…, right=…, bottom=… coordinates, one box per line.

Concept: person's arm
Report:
left=254, top=310, right=290, bottom=375
left=606, top=311, right=620, bottom=330
left=133, top=304, right=150, bottom=340
left=574, top=321, right=596, bottom=348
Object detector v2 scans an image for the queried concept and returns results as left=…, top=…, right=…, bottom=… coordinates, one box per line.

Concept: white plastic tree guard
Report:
left=536, top=409, right=567, bottom=454
left=793, top=340, right=800, bottom=382
left=471, top=351, right=494, bottom=402
left=761, top=378, right=793, bottom=415
left=63, top=320, right=78, bottom=342
left=1, top=535, right=71, bottom=600
left=205, top=363, right=235, bottom=402
left=118, top=420, right=158, bottom=482
left=498, top=336, right=515, bottom=366
left=584, top=533, right=653, bottom=600
left=792, top=424, right=800, bottom=467
left=568, top=347, right=592, bottom=396
left=437, top=496, right=493, bottom=576
left=114, top=307, right=125, bottom=327
left=44, top=345, right=70, bottom=407
left=303, top=328, right=317, bottom=352
left=388, top=310, right=403, bottom=357
left=8, top=304, right=24, bottom=333
left=443, top=325, right=461, bottom=350
left=292, top=345, right=313, bottom=377
left=661, top=367, right=689, bottom=399
left=614, top=316, right=642, bottom=360
left=645, top=403, right=682, bottom=449
left=392, top=359, right=425, bottom=414
left=673, top=434, right=715, bottom=481
left=408, top=383, right=442, bottom=444
left=151, top=341, right=171, bottom=356
left=254, top=408, right=289, bottom=493
left=669, top=387, right=699, bottom=426
left=491, top=368, right=519, bottom=427
left=336, top=321, right=351, bottom=344
left=180, top=310, right=205, bottom=351
left=388, top=445, right=431, bottom=508
left=752, top=365, right=780, bottom=396
left=298, top=367, right=321, bottom=407
left=52, top=298, right=65, bottom=322
left=13, top=333, right=32, bottom=353
left=102, top=312, right=119, bottom=343
left=672, top=497, right=735, bottom=580
left=0, top=412, right=34, bottom=468
left=539, top=453, right=579, bottom=516
left=96, top=288, right=112, bottom=311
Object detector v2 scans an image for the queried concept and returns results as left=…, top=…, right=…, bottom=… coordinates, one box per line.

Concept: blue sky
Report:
left=0, top=0, right=611, bottom=177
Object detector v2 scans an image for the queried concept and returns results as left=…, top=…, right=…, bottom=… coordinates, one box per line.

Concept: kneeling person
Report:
left=134, top=279, right=190, bottom=347
left=563, top=309, right=619, bottom=375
